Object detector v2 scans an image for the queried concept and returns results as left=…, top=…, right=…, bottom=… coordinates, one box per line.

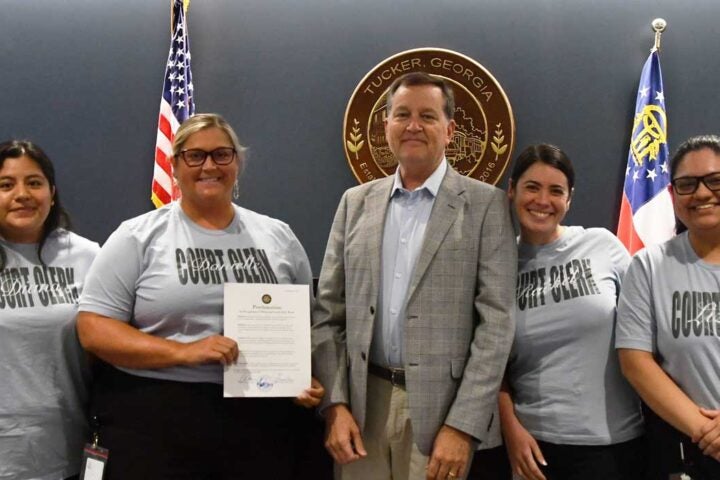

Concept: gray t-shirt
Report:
left=79, top=202, right=313, bottom=384
left=508, top=227, right=643, bottom=445
left=616, top=232, right=720, bottom=408
left=0, top=231, right=99, bottom=480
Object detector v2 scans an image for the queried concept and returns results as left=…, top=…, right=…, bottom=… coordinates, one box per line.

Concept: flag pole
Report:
left=651, top=18, right=666, bottom=53
left=169, top=0, right=174, bottom=36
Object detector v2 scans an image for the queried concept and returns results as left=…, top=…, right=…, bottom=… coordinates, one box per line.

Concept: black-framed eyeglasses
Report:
left=671, top=171, right=720, bottom=195
left=177, top=147, right=236, bottom=167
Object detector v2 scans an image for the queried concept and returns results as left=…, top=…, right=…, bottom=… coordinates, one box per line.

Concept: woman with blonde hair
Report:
left=77, top=114, right=323, bottom=478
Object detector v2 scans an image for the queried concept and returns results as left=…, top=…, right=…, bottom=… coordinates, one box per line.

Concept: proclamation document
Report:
left=223, top=283, right=311, bottom=397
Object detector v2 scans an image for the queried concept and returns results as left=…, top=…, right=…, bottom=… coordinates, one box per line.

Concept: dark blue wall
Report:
left=2, top=1, right=719, bottom=272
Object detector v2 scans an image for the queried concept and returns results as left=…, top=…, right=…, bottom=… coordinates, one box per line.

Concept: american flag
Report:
left=151, top=0, right=195, bottom=208
left=616, top=50, right=674, bottom=254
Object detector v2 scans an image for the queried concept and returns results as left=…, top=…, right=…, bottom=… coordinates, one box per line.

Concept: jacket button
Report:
left=361, top=352, right=367, bottom=361
left=369, top=306, right=375, bottom=315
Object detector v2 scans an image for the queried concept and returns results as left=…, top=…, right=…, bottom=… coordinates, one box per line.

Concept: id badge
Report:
left=80, top=420, right=109, bottom=480
left=668, top=441, right=693, bottom=480
left=79, top=443, right=108, bottom=480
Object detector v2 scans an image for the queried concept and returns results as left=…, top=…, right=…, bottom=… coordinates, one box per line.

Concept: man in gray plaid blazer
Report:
left=312, top=72, right=516, bottom=479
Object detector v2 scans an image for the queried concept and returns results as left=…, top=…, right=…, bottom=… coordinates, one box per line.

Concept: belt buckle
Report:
left=390, top=368, right=402, bottom=386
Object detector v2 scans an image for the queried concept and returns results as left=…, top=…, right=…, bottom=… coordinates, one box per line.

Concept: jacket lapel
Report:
left=364, top=178, right=394, bottom=294
left=406, top=168, right=465, bottom=303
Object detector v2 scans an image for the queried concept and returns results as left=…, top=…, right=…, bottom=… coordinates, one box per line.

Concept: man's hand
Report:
left=694, top=408, right=720, bottom=462
left=426, top=425, right=472, bottom=480
left=324, top=404, right=367, bottom=464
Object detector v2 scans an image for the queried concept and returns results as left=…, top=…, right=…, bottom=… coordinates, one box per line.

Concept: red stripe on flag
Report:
left=152, top=180, right=172, bottom=205
left=617, top=193, right=645, bottom=255
left=155, top=147, right=172, bottom=174
left=158, top=114, right=172, bottom=140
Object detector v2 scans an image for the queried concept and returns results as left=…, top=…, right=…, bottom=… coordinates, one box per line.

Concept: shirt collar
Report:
left=390, top=158, right=447, bottom=198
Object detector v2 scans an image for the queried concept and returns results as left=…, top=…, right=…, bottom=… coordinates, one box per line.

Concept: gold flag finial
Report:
left=170, top=0, right=190, bottom=36
left=651, top=18, right=667, bottom=52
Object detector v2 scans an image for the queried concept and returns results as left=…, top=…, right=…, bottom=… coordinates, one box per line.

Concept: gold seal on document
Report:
left=343, top=48, right=515, bottom=185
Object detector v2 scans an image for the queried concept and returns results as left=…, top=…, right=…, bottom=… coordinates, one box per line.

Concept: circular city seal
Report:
left=261, top=294, right=272, bottom=304
left=343, top=48, right=515, bottom=185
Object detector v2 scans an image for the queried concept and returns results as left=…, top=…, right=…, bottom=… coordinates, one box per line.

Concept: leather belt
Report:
left=368, top=363, right=406, bottom=387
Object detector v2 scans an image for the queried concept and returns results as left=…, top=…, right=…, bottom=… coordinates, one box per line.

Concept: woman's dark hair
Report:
left=669, top=134, right=720, bottom=234
left=670, top=134, right=720, bottom=179
left=509, top=143, right=575, bottom=191
left=0, top=140, right=71, bottom=269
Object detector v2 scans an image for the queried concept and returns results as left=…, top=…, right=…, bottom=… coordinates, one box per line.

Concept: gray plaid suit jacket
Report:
left=312, top=165, right=516, bottom=455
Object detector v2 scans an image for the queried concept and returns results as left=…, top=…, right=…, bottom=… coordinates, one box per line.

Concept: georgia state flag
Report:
left=617, top=50, right=675, bottom=254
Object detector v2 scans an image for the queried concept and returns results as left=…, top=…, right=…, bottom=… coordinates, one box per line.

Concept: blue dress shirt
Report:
left=369, top=160, right=448, bottom=368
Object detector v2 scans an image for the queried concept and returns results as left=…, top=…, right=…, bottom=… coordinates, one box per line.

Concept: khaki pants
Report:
left=337, top=373, right=429, bottom=480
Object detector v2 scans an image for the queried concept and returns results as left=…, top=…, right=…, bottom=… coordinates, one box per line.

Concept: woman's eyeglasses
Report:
left=671, top=172, right=720, bottom=195
left=177, top=148, right=236, bottom=167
